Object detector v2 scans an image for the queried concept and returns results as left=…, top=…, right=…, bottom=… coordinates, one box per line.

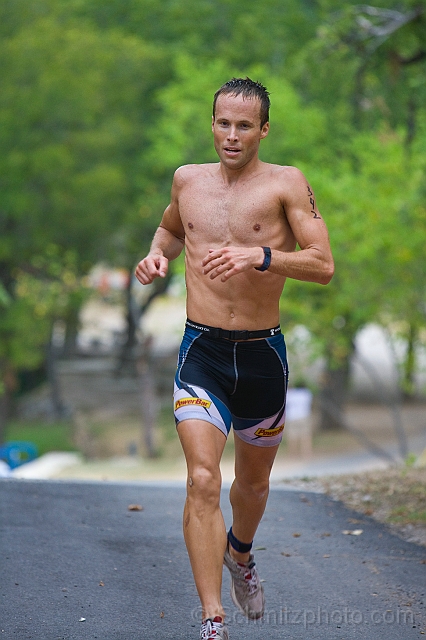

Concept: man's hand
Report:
left=135, top=253, right=169, bottom=285
left=202, top=246, right=264, bottom=282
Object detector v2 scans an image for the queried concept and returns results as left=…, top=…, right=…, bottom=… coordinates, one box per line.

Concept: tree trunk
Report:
left=115, top=275, right=139, bottom=376
left=0, top=388, right=10, bottom=446
left=46, top=332, right=67, bottom=419
left=137, top=337, right=158, bottom=458
left=115, top=270, right=171, bottom=377
left=319, top=355, right=351, bottom=431
left=62, top=306, right=80, bottom=358
left=402, top=322, right=417, bottom=400
left=0, top=358, right=19, bottom=444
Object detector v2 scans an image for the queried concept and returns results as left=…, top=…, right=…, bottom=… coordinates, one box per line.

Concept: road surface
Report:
left=1, top=479, right=425, bottom=639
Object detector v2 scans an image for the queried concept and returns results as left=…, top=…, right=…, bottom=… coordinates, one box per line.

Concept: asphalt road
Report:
left=1, top=479, right=425, bottom=639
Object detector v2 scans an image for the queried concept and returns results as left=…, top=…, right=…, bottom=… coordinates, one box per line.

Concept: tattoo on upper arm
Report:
left=307, top=186, right=321, bottom=219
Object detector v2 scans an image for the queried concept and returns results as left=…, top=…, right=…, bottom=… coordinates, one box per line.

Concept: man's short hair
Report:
left=213, top=77, right=270, bottom=128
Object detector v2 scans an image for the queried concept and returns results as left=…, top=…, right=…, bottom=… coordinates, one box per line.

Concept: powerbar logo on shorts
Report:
left=254, top=424, right=284, bottom=438
left=175, top=397, right=212, bottom=411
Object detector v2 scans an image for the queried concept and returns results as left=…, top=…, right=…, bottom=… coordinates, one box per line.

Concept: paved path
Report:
left=1, top=479, right=425, bottom=639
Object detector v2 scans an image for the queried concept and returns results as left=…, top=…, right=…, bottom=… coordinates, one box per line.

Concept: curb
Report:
left=11, top=452, right=82, bottom=479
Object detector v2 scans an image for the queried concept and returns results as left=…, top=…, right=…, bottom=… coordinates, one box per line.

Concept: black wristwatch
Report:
left=255, top=246, right=272, bottom=272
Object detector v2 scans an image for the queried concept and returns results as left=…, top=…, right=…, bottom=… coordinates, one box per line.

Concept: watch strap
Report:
left=255, top=246, right=272, bottom=272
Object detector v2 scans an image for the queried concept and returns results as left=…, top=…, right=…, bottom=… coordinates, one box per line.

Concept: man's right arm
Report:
left=135, top=171, right=186, bottom=285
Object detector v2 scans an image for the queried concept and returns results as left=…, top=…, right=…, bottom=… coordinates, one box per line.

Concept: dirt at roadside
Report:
left=318, top=467, right=426, bottom=547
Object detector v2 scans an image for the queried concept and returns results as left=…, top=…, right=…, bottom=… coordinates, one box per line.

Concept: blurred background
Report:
left=1, top=0, right=425, bottom=481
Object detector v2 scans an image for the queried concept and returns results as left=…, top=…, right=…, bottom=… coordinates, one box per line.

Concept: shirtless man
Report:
left=135, top=77, right=334, bottom=640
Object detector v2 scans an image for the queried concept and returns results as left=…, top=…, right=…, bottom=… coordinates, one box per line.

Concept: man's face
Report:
left=212, top=94, right=269, bottom=170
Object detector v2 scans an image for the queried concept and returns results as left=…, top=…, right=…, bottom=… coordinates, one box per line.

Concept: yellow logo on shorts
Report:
left=254, top=424, right=285, bottom=438
left=175, top=397, right=212, bottom=411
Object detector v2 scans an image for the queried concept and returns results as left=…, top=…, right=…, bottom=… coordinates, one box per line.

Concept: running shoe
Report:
left=223, top=546, right=265, bottom=619
left=200, top=616, right=229, bottom=639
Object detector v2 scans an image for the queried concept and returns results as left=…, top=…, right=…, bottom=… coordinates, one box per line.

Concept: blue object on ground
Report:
left=0, top=441, right=38, bottom=469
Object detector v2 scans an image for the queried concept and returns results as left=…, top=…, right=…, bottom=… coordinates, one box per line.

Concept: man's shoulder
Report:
left=262, top=163, right=309, bottom=198
left=264, top=162, right=306, bottom=182
left=174, top=163, right=217, bottom=184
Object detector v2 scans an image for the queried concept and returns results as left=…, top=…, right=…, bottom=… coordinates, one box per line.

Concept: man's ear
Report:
left=260, top=122, right=270, bottom=139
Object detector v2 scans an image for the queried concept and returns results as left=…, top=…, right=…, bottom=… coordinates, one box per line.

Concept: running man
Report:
left=135, top=77, right=334, bottom=640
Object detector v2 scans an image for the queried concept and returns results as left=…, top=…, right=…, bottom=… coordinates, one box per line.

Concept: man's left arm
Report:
left=267, top=167, right=334, bottom=285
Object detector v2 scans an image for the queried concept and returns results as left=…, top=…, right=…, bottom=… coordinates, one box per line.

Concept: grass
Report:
left=389, top=507, right=426, bottom=525
left=5, top=419, right=77, bottom=457
left=321, top=467, right=426, bottom=530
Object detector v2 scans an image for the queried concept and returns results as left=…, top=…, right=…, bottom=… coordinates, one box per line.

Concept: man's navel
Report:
left=253, top=223, right=261, bottom=231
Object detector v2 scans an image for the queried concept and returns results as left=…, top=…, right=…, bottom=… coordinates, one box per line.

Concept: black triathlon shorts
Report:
left=174, top=320, right=289, bottom=447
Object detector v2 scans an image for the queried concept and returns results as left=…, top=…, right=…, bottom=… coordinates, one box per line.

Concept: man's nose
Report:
left=227, top=126, right=238, bottom=140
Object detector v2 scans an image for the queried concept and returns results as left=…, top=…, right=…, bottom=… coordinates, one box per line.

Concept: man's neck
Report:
left=219, top=157, right=264, bottom=186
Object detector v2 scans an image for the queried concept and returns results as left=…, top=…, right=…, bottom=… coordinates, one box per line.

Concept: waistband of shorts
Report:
left=185, top=319, right=281, bottom=341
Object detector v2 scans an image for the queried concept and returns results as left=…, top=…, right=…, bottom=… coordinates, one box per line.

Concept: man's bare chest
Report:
left=178, top=181, right=283, bottom=244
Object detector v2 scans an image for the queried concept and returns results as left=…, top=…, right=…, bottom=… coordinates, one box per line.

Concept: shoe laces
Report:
left=235, top=561, right=259, bottom=595
left=200, top=616, right=224, bottom=639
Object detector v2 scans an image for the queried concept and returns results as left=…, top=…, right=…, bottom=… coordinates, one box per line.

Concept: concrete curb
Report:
left=11, top=452, right=82, bottom=479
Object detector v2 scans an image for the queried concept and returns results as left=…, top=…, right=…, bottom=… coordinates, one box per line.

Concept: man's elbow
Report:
left=319, top=259, right=334, bottom=285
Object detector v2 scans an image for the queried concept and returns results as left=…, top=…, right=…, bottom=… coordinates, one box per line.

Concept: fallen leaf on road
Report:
left=79, top=618, right=86, bottom=622
left=281, top=552, right=291, bottom=557
left=292, top=532, right=301, bottom=538
left=160, top=612, right=164, bottom=618
left=254, top=546, right=266, bottom=550
left=128, top=504, right=144, bottom=511
left=342, top=529, right=363, bottom=536
left=323, top=554, right=330, bottom=558
left=99, top=581, right=104, bottom=587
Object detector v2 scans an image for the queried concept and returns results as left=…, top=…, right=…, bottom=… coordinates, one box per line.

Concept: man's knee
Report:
left=235, top=475, right=270, bottom=501
left=187, top=465, right=221, bottom=509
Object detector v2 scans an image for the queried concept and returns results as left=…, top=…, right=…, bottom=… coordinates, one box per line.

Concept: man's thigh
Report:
left=233, top=435, right=280, bottom=485
left=177, top=419, right=227, bottom=473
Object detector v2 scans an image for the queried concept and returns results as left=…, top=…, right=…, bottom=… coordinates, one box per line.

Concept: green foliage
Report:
left=0, top=245, right=87, bottom=376
left=281, top=126, right=426, bottom=371
left=279, top=2, right=426, bottom=386
left=0, top=7, right=168, bottom=402
left=0, top=284, right=11, bottom=308
left=0, top=15, right=167, bottom=268
left=68, top=0, right=319, bottom=69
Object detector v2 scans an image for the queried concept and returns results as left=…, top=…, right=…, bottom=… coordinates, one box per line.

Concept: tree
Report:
left=0, top=13, right=167, bottom=436
left=285, top=1, right=426, bottom=420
